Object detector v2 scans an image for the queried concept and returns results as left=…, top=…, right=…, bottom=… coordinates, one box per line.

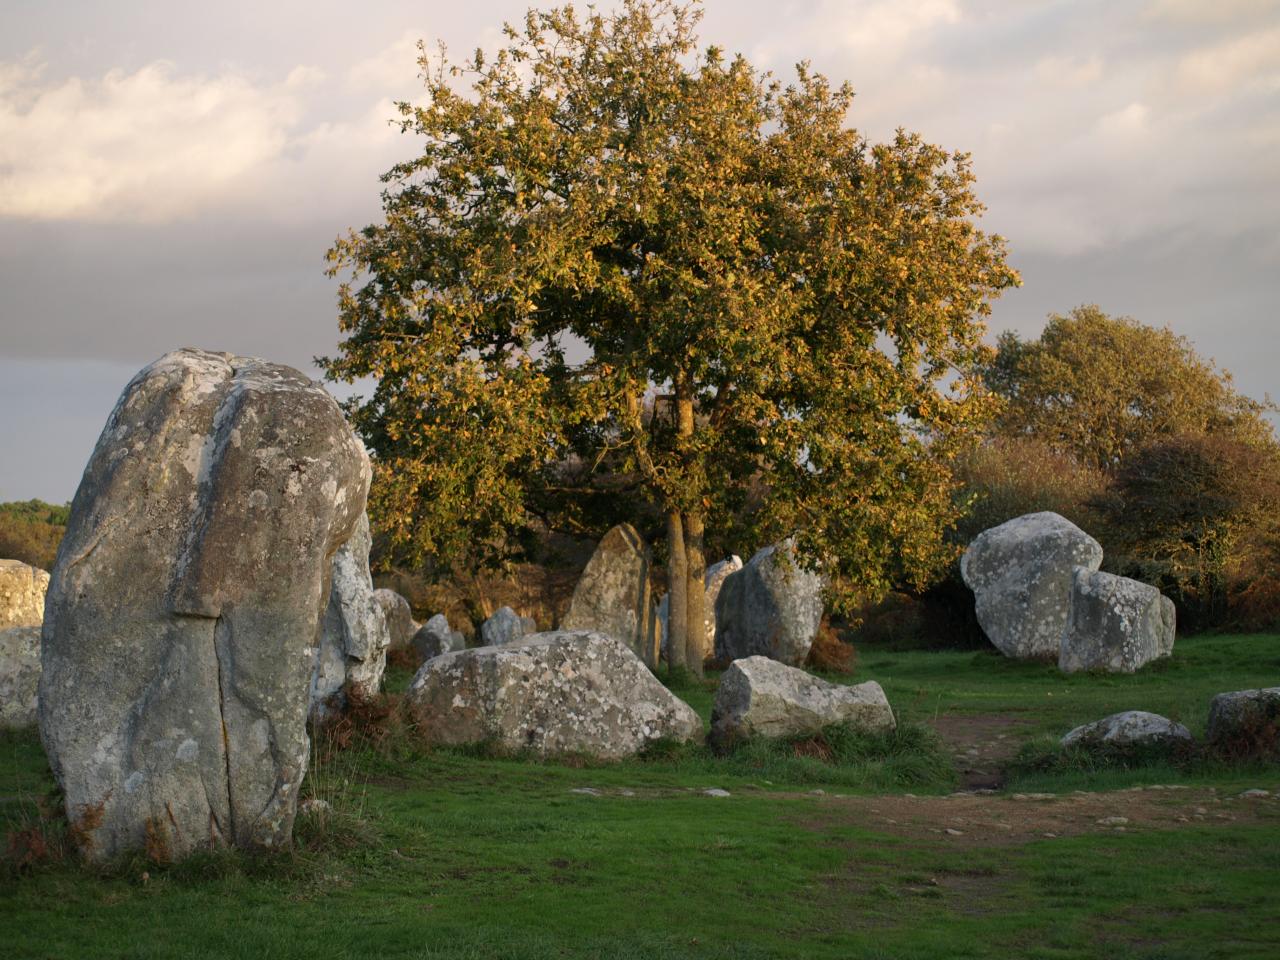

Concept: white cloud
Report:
left=1177, top=25, right=1280, bottom=92
left=0, top=58, right=302, bottom=221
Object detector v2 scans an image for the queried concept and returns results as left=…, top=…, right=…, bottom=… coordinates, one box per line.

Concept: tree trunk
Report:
left=673, top=384, right=705, bottom=675
left=666, top=510, right=688, bottom=676
left=683, top=510, right=707, bottom=676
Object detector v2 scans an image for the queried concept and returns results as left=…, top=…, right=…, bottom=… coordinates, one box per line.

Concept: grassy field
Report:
left=3, top=633, right=1279, bottom=959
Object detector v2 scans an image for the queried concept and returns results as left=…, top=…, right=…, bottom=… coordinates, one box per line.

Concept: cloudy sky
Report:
left=2, top=0, right=1277, bottom=501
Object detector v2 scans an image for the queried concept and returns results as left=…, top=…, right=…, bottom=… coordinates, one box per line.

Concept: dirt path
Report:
left=930, top=713, right=1031, bottom=790
left=801, top=783, right=1280, bottom=846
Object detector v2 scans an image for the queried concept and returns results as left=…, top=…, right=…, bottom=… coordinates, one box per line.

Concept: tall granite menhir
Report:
left=39, top=349, right=370, bottom=861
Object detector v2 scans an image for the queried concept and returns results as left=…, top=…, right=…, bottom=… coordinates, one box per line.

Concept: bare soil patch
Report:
left=930, top=712, right=1031, bottom=789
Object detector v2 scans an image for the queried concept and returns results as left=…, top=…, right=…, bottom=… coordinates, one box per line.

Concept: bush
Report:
left=0, top=500, right=68, bottom=571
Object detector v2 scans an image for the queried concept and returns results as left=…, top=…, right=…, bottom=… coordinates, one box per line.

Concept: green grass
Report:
left=3, top=633, right=1279, bottom=959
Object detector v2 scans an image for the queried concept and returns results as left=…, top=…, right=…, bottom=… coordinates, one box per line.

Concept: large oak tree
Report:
left=325, top=0, right=1018, bottom=672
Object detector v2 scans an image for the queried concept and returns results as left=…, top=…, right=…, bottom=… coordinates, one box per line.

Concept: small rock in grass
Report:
left=1237, top=789, right=1270, bottom=799
left=945, top=828, right=964, bottom=836
left=570, top=788, right=601, bottom=796
left=703, top=788, right=731, bottom=798
left=1096, top=816, right=1129, bottom=826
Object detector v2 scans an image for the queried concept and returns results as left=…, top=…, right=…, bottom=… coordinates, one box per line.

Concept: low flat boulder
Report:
left=1206, top=688, right=1280, bottom=748
left=405, top=630, right=701, bottom=760
left=1061, top=711, right=1192, bottom=748
left=561, top=523, right=659, bottom=667
left=0, top=626, right=41, bottom=727
left=374, top=589, right=418, bottom=652
left=961, top=512, right=1103, bottom=660
left=0, top=559, right=49, bottom=630
left=714, top=541, right=824, bottom=667
left=710, top=656, right=894, bottom=748
left=311, top=512, right=390, bottom=720
left=481, top=605, right=536, bottom=646
left=412, top=613, right=466, bottom=661
left=1059, top=569, right=1175, bottom=674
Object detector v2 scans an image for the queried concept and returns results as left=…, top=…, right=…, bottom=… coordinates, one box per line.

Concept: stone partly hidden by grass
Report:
left=3, top=631, right=1279, bottom=959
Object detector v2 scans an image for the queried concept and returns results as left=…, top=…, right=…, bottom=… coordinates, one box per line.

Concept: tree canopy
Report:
left=984, top=305, right=1275, bottom=472
left=325, top=0, right=1018, bottom=669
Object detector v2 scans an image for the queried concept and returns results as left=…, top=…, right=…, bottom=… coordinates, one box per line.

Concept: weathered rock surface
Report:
left=412, top=613, right=466, bottom=661
left=561, top=523, right=659, bottom=667
left=373, top=589, right=418, bottom=652
left=660, top=555, right=744, bottom=664
left=714, top=541, right=824, bottom=666
left=405, top=630, right=701, bottom=759
left=0, top=559, right=49, bottom=630
left=1060, top=711, right=1192, bottom=748
left=39, top=349, right=370, bottom=861
left=480, top=606, right=536, bottom=647
left=1059, top=569, right=1176, bottom=673
left=961, top=512, right=1104, bottom=660
left=0, top=626, right=41, bottom=727
left=1206, top=688, right=1280, bottom=745
left=311, top=513, right=390, bottom=719
left=710, top=656, right=894, bottom=747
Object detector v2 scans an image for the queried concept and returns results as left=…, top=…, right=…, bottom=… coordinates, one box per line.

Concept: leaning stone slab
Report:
left=561, top=523, right=659, bottom=667
left=0, top=626, right=41, bottom=728
left=405, top=630, right=701, bottom=760
left=38, top=349, right=370, bottom=861
left=311, top=512, right=390, bottom=720
left=480, top=605, right=536, bottom=646
left=714, top=540, right=824, bottom=666
left=961, top=512, right=1103, bottom=660
left=1061, top=711, right=1192, bottom=748
left=1059, top=569, right=1176, bottom=674
left=1206, top=688, right=1280, bottom=746
left=710, top=656, right=894, bottom=748
left=0, top=559, right=49, bottom=630
left=412, top=613, right=466, bottom=661
left=373, top=589, right=418, bottom=652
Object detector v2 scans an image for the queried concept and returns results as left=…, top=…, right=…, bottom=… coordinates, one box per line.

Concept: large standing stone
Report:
left=1060, top=711, right=1192, bottom=748
left=38, top=349, right=370, bottom=861
left=561, top=523, right=659, bottom=667
left=660, top=555, right=744, bottom=664
left=311, top=512, right=390, bottom=720
left=373, top=589, right=418, bottom=652
left=0, top=559, right=49, bottom=629
left=1059, top=569, right=1176, bottom=673
left=714, top=540, right=824, bottom=667
left=0, top=626, right=41, bottom=728
left=412, top=613, right=466, bottom=661
left=1206, top=688, right=1280, bottom=747
left=710, top=656, right=894, bottom=748
left=480, top=605, right=536, bottom=647
left=405, top=630, right=701, bottom=759
left=961, top=512, right=1104, bottom=660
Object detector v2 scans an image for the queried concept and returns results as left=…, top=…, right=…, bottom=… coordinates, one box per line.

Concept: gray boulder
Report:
left=373, top=589, right=418, bottom=652
left=311, top=512, right=390, bottom=720
left=961, top=512, right=1103, bottom=660
left=405, top=630, right=701, bottom=759
left=561, top=523, right=659, bottom=667
left=660, top=555, right=743, bottom=665
left=0, top=559, right=49, bottom=630
left=1059, top=569, right=1176, bottom=673
left=38, top=349, right=370, bottom=861
left=1206, top=687, right=1280, bottom=745
left=0, top=626, right=41, bottom=728
left=480, top=605, right=536, bottom=646
left=714, top=540, right=824, bottom=666
left=412, top=613, right=466, bottom=661
left=1061, top=711, right=1192, bottom=748
left=710, top=656, right=894, bottom=747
